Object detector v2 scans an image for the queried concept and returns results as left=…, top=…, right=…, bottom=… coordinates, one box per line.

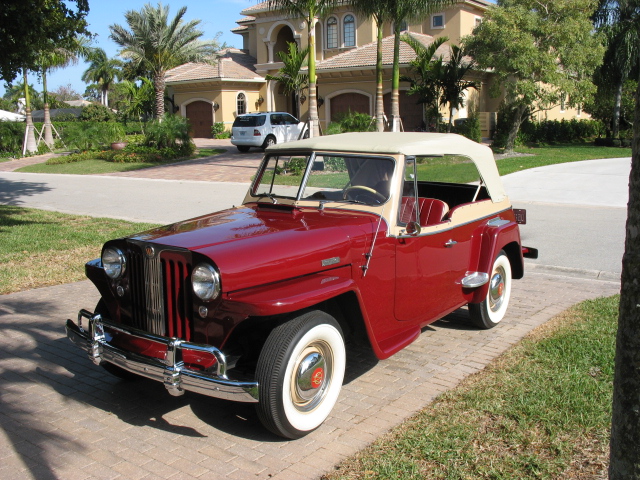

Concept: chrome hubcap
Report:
left=489, top=266, right=506, bottom=313
left=291, top=342, right=332, bottom=412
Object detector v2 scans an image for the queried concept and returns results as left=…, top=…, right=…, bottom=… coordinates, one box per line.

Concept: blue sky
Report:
left=1, top=0, right=255, bottom=98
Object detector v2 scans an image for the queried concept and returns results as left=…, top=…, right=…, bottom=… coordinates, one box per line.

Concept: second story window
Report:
left=432, top=14, right=444, bottom=29
left=327, top=17, right=338, bottom=49
left=237, top=92, right=246, bottom=115
left=344, top=14, right=355, bottom=47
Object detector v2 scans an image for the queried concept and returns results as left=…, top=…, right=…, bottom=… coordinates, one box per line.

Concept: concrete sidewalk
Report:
left=0, top=273, right=619, bottom=480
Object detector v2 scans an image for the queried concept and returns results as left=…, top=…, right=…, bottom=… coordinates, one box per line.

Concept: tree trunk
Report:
left=609, top=77, right=640, bottom=480
left=44, top=104, right=54, bottom=148
left=504, top=103, right=527, bottom=153
left=391, top=24, right=401, bottom=132
left=612, top=79, right=623, bottom=139
left=308, top=18, right=320, bottom=137
left=375, top=20, right=385, bottom=132
left=154, top=71, right=166, bottom=119
left=22, top=69, right=37, bottom=155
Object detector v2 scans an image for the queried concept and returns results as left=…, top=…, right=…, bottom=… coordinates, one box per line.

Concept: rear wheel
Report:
left=237, top=145, right=250, bottom=152
left=469, top=251, right=512, bottom=329
left=262, top=135, right=276, bottom=149
left=255, top=311, right=346, bottom=439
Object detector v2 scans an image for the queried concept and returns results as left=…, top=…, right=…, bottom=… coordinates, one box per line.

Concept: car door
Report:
left=282, top=113, right=302, bottom=141
left=394, top=156, right=472, bottom=324
left=269, top=114, right=288, bottom=143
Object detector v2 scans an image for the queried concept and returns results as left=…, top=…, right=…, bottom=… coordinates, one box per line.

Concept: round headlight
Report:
left=192, top=263, right=221, bottom=301
left=102, top=247, right=126, bottom=279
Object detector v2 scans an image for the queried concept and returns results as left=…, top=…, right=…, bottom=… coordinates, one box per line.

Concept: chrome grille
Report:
left=144, top=250, right=164, bottom=335
left=126, top=241, right=193, bottom=340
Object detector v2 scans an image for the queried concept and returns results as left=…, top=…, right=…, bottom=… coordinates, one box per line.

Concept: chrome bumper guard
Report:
left=66, top=309, right=259, bottom=403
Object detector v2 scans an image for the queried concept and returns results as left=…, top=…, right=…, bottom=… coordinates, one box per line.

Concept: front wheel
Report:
left=469, top=251, right=512, bottom=329
left=255, top=311, right=346, bottom=439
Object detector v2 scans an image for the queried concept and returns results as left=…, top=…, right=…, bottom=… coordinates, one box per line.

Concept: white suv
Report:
left=231, top=112, right=307, bottom=152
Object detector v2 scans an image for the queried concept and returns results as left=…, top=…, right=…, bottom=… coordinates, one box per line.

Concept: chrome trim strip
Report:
left=66, top=311, right=258, bottom=403
left=396, top=207, right=514, bottom=239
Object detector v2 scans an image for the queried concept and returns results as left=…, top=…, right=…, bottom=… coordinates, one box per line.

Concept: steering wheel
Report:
left=343, top=185, right=386, bottom=204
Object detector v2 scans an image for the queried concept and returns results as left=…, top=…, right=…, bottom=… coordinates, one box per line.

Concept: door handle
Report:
left=444, top=239, right=457, bottom=248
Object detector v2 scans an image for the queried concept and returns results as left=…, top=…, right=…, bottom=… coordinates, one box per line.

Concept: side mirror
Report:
left=405, top=222, right=421, bottom=236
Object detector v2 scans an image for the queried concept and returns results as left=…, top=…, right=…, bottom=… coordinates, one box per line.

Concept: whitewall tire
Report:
left=256, top=311, right=346, bottom=438
left=469, top=251, right=512, bottom=329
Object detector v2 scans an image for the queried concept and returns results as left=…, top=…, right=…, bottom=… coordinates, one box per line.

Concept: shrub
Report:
left=144, top=114, right=193, bottom=150
left=80, top=104, right=115, bottom=122
left=0, top=121, right=24, bottom=153
left=284, top=157, right=306, bottom=175
left=211, top=122, right=226, bottom=138
left=335, top=111, right=376, bottom=133
left=61, top=123, right=111, bottom=150
left=453, top=104, right=482, bottom=143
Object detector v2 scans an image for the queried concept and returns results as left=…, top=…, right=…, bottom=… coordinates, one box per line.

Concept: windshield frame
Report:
left=250, top=150, right=397, bottom=207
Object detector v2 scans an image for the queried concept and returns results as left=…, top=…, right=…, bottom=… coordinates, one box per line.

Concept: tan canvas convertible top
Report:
left=268, top=132, right=507, bottom=202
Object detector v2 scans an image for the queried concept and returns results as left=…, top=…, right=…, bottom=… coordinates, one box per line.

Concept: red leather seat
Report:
left=400, top=197, right=449, bottom=226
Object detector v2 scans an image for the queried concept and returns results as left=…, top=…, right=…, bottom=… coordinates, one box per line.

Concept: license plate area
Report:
left=514, top=208, right=527, bottom=224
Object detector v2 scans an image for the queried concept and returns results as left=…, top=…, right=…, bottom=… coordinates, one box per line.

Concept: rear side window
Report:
left=233, top=115, right=266, bottom=127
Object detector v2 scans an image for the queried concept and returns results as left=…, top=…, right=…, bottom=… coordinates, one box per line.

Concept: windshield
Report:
left=252, top=154, right=394, bottom=205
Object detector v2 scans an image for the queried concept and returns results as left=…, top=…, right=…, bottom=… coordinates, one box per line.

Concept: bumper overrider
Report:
left=65, top=309, right=259, bottom=403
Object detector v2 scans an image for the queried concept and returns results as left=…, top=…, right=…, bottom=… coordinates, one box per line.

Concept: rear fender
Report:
left=467, top=219, right=523, bottom=303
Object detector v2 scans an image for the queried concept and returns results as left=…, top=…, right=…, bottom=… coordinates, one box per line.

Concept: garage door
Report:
left=186, top=101, right=213, bottom=138
left=383, top=91, right=424, bottom=131
left=330, top=93, right=370, bottom=122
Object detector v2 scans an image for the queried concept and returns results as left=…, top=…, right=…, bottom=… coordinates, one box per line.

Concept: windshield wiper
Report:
left=259, top=193, right=278, bottom=204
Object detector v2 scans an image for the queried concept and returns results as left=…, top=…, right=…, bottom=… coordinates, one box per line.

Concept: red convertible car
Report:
left=66, top=132, right=536, bottom=438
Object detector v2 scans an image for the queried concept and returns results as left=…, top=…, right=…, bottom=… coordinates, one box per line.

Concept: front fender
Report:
left=221, top=265, right=356, bottom=317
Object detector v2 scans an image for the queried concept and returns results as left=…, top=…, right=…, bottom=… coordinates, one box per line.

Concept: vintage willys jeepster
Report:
left=66, top=132, right=536, bottom=439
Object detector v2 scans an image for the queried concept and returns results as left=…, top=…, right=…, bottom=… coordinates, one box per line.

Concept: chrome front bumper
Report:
left=66, top=309, right=259, bottom=403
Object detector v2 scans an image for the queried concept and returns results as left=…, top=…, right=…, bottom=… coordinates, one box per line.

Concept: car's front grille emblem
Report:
left=145, top=246, right=155, bottom=258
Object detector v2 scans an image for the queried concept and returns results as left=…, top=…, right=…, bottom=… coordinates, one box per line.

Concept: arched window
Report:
left=343, top=14, right=355, bottom=47
left=237, top=92, right=246, bottom=115
left=327, top=17, right=338, bottom=49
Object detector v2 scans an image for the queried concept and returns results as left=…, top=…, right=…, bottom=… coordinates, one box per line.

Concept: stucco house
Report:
left=166, top=0, right=582, bottom=138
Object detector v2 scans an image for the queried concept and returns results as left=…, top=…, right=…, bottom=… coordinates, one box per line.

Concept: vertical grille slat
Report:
left=126, top=242, right=193, bottom=340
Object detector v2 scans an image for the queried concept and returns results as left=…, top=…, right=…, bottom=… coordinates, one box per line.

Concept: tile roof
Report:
left=240, top=1, right=270, bottom=15
left=236, top=16, right=255, bottom=24
left=317, top=32, right=452, bottom=71
left=165, top=49, right=263, bottom=83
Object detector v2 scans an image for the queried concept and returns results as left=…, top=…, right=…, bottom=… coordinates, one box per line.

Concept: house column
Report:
left=265, top=41, right=276, bottom=63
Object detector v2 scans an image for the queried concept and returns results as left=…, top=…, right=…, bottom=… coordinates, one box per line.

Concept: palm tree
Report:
left=265, top=42, right=309, bottom=120
left=440, top=44, right=477, bottom=132
left=109, top=3, right=220, bottom=119
left=401, top=35, right=448, bottom=131
left=593, top=0, right=640, bottom=138
left=81, top=48, right=123, bottom=107
left=116, top=78, right=155, bottom=128
left=38, top=36, right=91, bottom=146
left=350, top=0, right=393, bottom=132
left=387, top=0, right=455, bottom=131
left=266, top=0, right=339, bottom=137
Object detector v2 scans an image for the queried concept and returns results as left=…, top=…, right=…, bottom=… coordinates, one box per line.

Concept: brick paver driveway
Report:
left=0, top=273, right=619, bottom=480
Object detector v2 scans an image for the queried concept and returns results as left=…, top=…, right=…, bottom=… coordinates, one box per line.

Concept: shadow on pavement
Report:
left=0, top=177, right=52, bottom=205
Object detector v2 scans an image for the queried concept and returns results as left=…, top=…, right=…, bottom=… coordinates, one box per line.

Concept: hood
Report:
left=131, top=205, right=381, bottom=292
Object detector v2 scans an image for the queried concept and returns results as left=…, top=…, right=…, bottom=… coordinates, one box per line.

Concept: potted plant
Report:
left=106, top=123, right=127, bottom=150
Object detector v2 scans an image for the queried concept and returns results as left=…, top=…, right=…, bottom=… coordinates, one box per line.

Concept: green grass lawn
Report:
left=325, top=295, right=618, bottom=480
left=15, top=148, right=226, bottom=175
left=0, top=205, right=158, bottom=294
